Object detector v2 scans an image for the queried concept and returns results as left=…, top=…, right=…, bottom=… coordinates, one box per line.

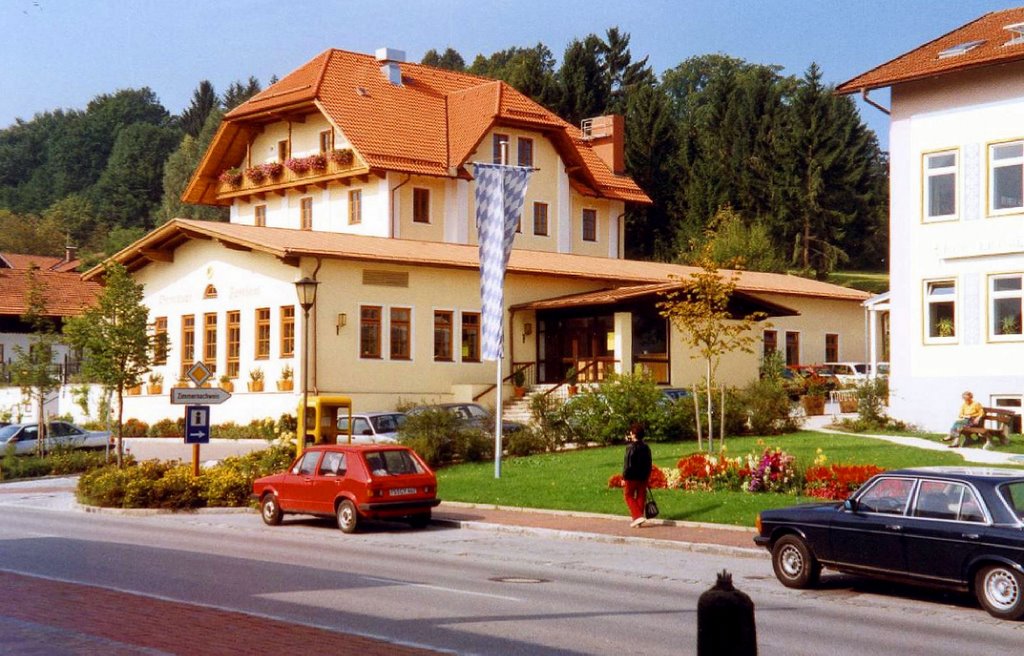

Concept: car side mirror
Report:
left=844, top=498, right=857, bottom=512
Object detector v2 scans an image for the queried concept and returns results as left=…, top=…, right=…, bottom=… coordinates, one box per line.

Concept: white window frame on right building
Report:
left=989, top=273, right=1023, bottom=340
left=924, top=278, right=957, bottom=344
left=923, top=149, right=958, bottom=221
left=989, top=140, right=1024, bottom=214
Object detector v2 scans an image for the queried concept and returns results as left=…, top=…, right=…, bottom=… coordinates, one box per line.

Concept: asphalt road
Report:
left=1, top=485, right=1023, bottom=654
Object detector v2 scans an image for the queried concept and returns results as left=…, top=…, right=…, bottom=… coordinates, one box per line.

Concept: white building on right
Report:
left=838, top=7, right=1024, bottom=432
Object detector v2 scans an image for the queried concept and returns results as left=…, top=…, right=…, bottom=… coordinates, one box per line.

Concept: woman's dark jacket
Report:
left=623, top=441, right=652, bottom=481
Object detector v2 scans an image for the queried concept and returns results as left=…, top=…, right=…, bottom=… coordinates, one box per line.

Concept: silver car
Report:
left=0, top=421, right=111, bottom=455
left=337, top=412, right=406, bottom=444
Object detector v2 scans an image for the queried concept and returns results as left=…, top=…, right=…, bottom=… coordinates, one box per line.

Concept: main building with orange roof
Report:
left=838, top=7, right=1024, bottom=431
left=92, top=47, right=870, bottom=426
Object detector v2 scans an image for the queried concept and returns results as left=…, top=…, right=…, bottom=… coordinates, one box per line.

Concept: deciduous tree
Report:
left=64, top=263, right=153, bottom=466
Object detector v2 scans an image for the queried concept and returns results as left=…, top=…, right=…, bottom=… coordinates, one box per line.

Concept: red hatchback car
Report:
left=252, top=444, right=440, bottom=533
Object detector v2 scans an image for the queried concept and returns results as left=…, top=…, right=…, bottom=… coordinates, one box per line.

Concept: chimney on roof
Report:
left=64, top=245, right=77, bottom=264
left=582, top=115, right=625, bottom=175
left=375, top=47, right=406, bottom=86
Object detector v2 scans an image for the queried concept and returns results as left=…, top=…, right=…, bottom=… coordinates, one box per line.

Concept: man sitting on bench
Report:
left=944, top=390, right=984, bottom=446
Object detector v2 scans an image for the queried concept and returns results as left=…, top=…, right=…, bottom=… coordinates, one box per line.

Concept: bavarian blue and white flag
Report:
left=474, top=162, right=532, bottom=361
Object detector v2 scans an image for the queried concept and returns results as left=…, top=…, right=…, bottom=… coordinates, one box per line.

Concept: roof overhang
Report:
left=511, top=282, right=798, bottom=319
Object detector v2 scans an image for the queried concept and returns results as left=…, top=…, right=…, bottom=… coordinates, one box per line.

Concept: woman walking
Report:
left=622, top=422, right=652, bottom=527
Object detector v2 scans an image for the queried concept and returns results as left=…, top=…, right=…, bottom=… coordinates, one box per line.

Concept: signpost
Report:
left=173, top=362, right=229, bottom=475
left=185, top=405, right=210, bottom=444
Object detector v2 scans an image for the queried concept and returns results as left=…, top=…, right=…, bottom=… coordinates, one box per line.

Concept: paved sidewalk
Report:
left=433, top=502, right=759, bottom=555
left=0, top=571, right=447, bottom=656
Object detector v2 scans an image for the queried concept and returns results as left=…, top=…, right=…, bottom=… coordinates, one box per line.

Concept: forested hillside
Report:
left=1, top=29, right=887, bottom=279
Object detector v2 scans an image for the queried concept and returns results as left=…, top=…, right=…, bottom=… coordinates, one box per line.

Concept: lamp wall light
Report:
left=336, top=313, right=347, bottom=334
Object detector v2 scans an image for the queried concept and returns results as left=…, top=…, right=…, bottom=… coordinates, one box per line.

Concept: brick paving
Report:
left=0, top=572, right=446, bottom=655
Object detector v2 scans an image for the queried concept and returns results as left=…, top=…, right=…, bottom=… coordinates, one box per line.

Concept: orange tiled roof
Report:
left=185, top=49, right=649, bottom=205
left=0, top=268, right=101, bottom=317
left=0, top=252, right=80, bottom=272
left=90, top=220, right=870, bottom=304
left=837, top=7, right=1024, bottom=93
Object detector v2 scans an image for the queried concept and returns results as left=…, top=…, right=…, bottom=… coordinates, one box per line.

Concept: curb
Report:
left=431, top=517, right=763, bottom=559
left=438, top=500, right=754, bottom=532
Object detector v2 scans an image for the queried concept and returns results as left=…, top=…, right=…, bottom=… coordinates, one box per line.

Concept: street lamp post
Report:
left=294, top=276, right=320, bottom=456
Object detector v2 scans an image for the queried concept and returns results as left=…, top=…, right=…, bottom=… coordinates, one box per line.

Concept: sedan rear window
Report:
left=998, top=481, right=1024, bottom=520
left=913, top=480, right=985, bottom=522
left=364, top=450, right=424, bottom=476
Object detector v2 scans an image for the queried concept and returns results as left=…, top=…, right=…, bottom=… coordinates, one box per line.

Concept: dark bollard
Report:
left=697, top=569, right=757, bottom=656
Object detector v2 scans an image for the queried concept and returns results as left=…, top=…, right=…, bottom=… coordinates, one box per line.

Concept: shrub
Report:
left=740, top=376, right=801, bottom=435
left=528, top=393, right=577, bottom=446
left=505, top=425, right=555, bottom=457
left=1, top=446, right=111, bottom=481
left=398, top=409, right=491, bottom=467
left=76, top=445, right=294, bottom=509
left=121, top=418, right=150, bottom=437
left=559, top=372, right=667, bottom=445
left=149, top=417, right=183, bottom=437
left=744, top=447, right=796, bottom=493
left=855, top=377, right=889, bottom=427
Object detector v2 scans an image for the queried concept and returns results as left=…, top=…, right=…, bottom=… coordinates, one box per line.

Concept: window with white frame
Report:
left=925, top=280, right=956, bottom=341
left=990, top=274, right=1023, bottom=338
left=990, top=141, right=1024, bottom=213
left=992, top=396, right=1022, bottom=434
left=924, top=150, right=957, bottom=220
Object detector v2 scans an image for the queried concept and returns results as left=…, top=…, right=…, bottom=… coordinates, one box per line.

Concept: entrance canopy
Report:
left=510, top=281, right=799, bottom=318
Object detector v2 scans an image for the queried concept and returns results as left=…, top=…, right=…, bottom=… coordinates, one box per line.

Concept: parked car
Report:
left=755, top=466, right=1024, bottom=620
left=407, top=402, right=524, bottom=435
left=660, top=388, right=692, bottom=403
left=252, top=444, right=440, bottom=533
left=337, top=411, right=406, bottom=444
left=788, top=365, right=841, bottom=394
left=0, top=421, right=111, bottom=455
left=822, top=362, right=868, bottom=387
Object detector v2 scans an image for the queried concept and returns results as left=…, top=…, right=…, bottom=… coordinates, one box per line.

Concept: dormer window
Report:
left=937, top=40, right=985, bottom=58
left=1005, top=22, right=1024, bottom=46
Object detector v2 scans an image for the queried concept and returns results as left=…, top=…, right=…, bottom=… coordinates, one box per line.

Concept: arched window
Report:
left=204, top=285, right=218, bottom=299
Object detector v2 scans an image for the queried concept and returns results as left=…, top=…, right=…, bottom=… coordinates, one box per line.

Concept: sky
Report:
left=3, top=0, right=1023, bottom=150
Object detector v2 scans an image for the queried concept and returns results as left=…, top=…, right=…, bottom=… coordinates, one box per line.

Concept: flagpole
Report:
left=495, top=352, right=502, bottom=478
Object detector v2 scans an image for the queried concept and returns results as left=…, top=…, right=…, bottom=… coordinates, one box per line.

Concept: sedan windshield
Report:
left=0, top=425, right=22, bottom=440
left=370, top=414, right=405, bottom=433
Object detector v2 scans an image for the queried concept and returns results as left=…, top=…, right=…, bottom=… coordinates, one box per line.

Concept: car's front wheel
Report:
left=336, top=499, right=359, bottom=534
left=975, top=564, right=1024, bottom=620
left=260, top=493, right=282, bottom=526
left=771, top=535, right=821, bottom=588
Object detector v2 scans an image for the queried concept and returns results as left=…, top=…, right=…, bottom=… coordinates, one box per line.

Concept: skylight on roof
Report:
left=1004, top=22, right=1024, bottom=46
left=938, top=39, right=985, bottom=58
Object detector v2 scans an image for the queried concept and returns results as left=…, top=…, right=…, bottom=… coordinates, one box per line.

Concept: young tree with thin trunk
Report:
left=11, top=266, right=61, bottom=456
left=64, top=263, right=152, bottom=466
left=657, top=249, right=766, bottom=451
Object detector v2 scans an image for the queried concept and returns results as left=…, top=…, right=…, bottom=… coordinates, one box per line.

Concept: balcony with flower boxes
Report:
left=216, top=148, right=371, bottom=201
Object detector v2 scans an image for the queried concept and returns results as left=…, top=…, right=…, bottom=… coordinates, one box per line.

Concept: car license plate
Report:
left=389, top=487, right=417, bottom=496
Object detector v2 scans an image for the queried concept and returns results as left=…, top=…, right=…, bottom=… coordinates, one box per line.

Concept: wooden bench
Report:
left=957, top=407, right=1016, bottom=449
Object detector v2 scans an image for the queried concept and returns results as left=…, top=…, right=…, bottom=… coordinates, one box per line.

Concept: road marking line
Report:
left=361, top=576, right=522, bottom=602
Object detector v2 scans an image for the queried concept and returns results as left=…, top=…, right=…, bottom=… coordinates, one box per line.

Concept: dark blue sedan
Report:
left=755, top=467, right=1024, bottom=619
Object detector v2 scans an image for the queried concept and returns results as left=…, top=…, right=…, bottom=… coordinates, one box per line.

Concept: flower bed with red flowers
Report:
left=802, top=463, right=886, bottom=500
left=607, top=446, right=884, bottom=499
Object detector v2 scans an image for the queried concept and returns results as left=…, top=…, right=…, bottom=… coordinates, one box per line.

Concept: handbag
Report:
left=644, top=489, right=660, bottom=519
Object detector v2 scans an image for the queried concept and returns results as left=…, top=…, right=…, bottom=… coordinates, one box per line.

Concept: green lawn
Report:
left=436, top=432, right=977, bottom=527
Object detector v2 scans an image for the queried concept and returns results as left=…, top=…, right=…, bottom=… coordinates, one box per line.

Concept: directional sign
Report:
left=186, top=361, right=213, bottom=388
left=170, top=387, right=231, bottom=405
left=184, top=405, right=210, bottom=444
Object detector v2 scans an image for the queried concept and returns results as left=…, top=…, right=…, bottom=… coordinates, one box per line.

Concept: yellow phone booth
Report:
left=296, top=395, right=353, bottom=457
